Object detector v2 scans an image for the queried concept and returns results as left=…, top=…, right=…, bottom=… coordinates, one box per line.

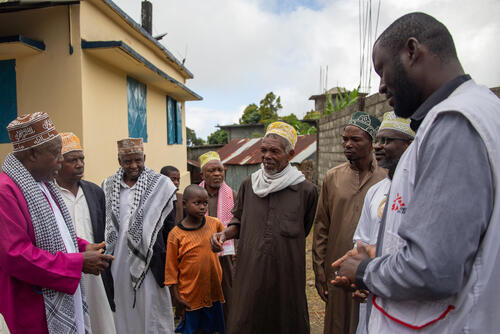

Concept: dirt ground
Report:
left=306, top=231, right=325, bottom=334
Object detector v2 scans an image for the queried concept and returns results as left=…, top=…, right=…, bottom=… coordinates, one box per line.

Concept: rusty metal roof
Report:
left=217, top=134, right=316, bottom=166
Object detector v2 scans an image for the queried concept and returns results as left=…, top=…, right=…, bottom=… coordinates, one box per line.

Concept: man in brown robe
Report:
left=198, top=151, right=237, bottom=324
left=211, top=121, right=318, bottom=334
left=313, top=112, right=386, bottom=334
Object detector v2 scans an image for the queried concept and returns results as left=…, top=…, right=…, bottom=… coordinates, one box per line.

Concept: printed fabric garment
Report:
left=312, top=160, right=386, bottom=334
left=108, top=177, right=175, bottom=334
left=38, top=182, right=86, bottom=334
left=103, top=167, right=176, bottom=292
left=227, top=176, right=318, bottom=334
left=0, top=172, right=88, bottom=334
left=103, top=168, right=177, bottom=334
left=165, top=216, right=225, bottom=310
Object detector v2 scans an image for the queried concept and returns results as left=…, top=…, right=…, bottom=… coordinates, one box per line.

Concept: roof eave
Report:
left=98, top=0, right=194, bottom=80
left=82, top=40, right=202, bottom=101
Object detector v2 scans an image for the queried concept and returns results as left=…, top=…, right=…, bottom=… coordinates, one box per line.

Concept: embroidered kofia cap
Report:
left=379, top=111, right=415, bottom=138
left=348, top=111, right=381, bottom=139
left=199, top=151, right=221, bottom=168
left=7, top=112, right=60, bottom=152
left=60, top=132, right=83, bottom=155
left=117, top=138, right=144, bottom=155
left=265, top=121, right=297, bottom=148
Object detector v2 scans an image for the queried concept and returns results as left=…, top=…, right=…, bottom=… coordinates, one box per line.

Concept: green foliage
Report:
left=239, top=103, right=260, bottom=124
left=324, top=91, right=335, bottom=115
left=238, top=91, right=317, bottom=135
left=257, top=92, right=281, bottom=124
left=239, top=92, right=282, bottom=126
left=303, top=109, right=321, bottom=120
left=323, top=87, right=360, bottom=115
left=207, top=129, right=228, bottom=145
left=186, top=127, right=205, bottom=146
left=280, top=113, right=317, bottom=135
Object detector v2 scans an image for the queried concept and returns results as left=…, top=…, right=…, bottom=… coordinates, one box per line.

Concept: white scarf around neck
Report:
left=251, top=163, right=305, bottom=198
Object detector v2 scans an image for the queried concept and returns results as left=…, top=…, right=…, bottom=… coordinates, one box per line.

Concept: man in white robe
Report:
left=351, top=112, right=414, bottom=334
left=103, top=138, right=177, bottom=334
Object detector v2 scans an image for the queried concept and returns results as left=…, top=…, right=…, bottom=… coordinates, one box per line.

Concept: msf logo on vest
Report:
left=391, top=193, right=407, bottom=214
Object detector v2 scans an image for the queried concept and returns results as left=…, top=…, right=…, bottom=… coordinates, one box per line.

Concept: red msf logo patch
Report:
left=391, top=193, right=407, bottom=214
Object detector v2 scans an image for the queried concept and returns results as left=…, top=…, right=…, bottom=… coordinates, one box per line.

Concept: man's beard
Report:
left=264, top=166, right=278, bottom=175
left=377, top=157, right=399, bottom=171
left=392, top=58, right=423, bottom=118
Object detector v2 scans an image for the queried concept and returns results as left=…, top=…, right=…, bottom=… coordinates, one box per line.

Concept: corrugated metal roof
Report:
left=187, top=159, right=200, bottom=167
left=218, top=135, right=316, bottom=166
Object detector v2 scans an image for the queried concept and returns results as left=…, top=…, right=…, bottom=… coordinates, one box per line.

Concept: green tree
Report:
left=237, top=91, right=317, bottom=135
left=207, top=129, right=228, bottom=145
left=186, top=127, right=205, bottom=146
left=239, top=92, right=282, bottom=126
left=258, top=92, right=281, bottom=125
left=239, top=103, right=260, bottom=124
left=280, top=113, right=317, bottom=135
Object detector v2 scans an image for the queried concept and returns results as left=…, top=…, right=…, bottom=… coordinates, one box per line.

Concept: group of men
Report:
left=1, top=11, right=500, bottom=334
left=314, top=11, right=500, bottom=334
left=0, top=109, right=318, bottom=334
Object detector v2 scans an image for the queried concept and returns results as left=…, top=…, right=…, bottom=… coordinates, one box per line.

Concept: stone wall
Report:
left=317, top=86, right=500, bottom=186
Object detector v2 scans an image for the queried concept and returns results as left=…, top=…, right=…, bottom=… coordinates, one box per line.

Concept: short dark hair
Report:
left=376, top=12, right=457, bottom=63
left=183, top=184, right=207, bottom=201
left=160, top=165, right=179, bottom=176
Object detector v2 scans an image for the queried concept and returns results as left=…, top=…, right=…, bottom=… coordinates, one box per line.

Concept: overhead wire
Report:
left=359, top=0, right=382, bottom=93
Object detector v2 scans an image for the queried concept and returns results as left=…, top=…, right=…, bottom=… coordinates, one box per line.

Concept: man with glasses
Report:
left=351, top=111, right=414, bottom=334
left=333, top=12, right=500, bottom=333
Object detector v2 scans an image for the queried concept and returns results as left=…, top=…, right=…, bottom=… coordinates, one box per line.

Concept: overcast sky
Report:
left=113, top=0, right=500, bottom=139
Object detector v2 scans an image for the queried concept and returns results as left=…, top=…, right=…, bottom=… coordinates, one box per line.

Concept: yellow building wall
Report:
left=80, top=0, right=187, bottom=84
left=145, top=85, right=189, bottom=190
left=0, top=3, right=191, bottom=191
left=0, top=5, right=84, bottom=164
left=81, top=52, right=189, bottom=190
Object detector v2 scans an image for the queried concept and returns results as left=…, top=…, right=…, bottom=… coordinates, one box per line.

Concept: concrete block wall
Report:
left=317, top=87, right=500, bottom=186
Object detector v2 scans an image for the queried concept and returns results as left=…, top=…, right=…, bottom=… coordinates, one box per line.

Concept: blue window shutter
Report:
left=0, top=59, right=18, bottom=143
left=175, top=101, right=183, bottom=144
left=166, top=96, right=175, bottom=144
left=127, top=76, right=148, bottom=142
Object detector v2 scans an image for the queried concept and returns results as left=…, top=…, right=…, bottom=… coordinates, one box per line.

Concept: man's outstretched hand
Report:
left=331, top=242, right=376, bottom=289
left=82, top=242, right=114, bottom=275
left=210, top=232, right=226, bottom=253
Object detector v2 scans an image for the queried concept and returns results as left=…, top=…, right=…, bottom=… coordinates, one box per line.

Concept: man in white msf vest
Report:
left=333, top=12, right=500, bottom=333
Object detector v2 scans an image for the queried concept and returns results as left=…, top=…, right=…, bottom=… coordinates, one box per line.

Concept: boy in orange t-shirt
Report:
left=165, top=184, right=226, bottom=334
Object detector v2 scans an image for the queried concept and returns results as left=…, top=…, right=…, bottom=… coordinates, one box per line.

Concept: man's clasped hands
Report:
left=331, top=241, right=377, bottom=302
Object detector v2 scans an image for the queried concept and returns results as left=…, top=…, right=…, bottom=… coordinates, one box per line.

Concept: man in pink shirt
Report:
left=0, top=112, right=113, bottom=334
